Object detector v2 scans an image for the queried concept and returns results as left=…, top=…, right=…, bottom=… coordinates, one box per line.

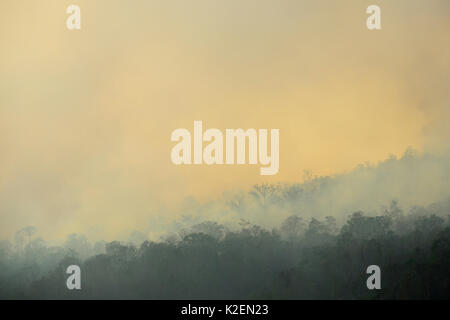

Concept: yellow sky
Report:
left=1, top=1, right=449, bottom=240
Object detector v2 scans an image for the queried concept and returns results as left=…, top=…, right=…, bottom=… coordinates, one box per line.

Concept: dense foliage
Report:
left=1, top=199, right=449, bottom=299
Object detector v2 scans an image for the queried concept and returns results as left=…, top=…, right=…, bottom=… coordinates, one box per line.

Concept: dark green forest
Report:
left=2, top=150, right=450, bottom=299
left=1, top=197, right=449, bottom=299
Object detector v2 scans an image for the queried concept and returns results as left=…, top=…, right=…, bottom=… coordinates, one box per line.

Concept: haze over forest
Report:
left=1, top=153, right=450, bottom=299
left=1, top=0, right=450, bottom=299
left=1, top=0, right=450, bottom=240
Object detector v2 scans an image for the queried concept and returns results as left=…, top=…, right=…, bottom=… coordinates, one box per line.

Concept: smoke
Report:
left=154, top=148, right=450, bottom=236
left=0, top=1, right=449, bottom=241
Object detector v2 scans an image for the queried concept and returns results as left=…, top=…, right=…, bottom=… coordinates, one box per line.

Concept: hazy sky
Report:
left=1, top=1, right=449, bottom=241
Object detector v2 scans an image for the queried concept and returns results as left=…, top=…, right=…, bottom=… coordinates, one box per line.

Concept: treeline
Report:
left=1, top=199, right=449, bottom=299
